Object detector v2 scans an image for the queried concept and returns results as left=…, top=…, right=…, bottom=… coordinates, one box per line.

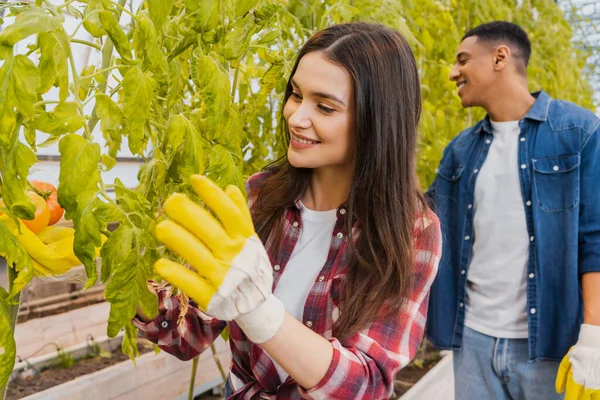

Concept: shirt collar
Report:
left=479, top=90, right=551, bottom=134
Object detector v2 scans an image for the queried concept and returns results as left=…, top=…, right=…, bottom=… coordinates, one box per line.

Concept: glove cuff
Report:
left=235, top=294, right=285, bottom=344
left=577, top=324, right=600, bottom=349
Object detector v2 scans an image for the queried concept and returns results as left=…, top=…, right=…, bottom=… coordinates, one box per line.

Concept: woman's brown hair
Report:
left=252, top=22, right=427, bottom=339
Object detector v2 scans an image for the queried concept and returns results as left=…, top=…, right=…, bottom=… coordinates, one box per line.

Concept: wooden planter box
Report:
left=15, top=302, right=111, bottom=361
left=13, top=300, right=231, bottom=399
left=21, top=337, right=231, bottom=400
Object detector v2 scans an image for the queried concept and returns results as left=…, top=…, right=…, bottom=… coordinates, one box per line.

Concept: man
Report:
left=426, top=21, right=600, bottom=400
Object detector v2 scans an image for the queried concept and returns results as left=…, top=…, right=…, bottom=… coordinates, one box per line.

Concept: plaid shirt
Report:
left=134, top=171, right=441, bottom=399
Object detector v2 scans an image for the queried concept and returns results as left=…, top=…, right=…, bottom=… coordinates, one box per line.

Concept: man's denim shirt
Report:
left=426, top=91, right=600, bottom=361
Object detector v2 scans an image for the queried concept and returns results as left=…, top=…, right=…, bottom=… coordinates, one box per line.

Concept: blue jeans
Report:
left=453, top=326, right=564, bottom=400
left=224, top=376, right=233, bottom=398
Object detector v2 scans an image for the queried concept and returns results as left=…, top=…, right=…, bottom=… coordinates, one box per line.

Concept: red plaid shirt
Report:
left=134, top=171, right=441, bottom=399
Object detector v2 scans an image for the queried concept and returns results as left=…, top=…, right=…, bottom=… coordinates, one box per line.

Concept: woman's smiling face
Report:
left=284, top=51, right=356, bottom=171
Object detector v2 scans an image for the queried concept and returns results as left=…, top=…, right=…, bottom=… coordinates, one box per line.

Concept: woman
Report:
left=135, top=22, right=441, bottom=399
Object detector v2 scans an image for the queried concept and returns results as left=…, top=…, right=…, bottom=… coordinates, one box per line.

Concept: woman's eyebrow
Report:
left=291, top=78, right=347, bottom=107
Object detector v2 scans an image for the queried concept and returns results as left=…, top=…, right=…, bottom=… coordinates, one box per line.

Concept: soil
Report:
left=6, top=342, right=153, bottom=399
left=392, top=342, right=442, bottom=398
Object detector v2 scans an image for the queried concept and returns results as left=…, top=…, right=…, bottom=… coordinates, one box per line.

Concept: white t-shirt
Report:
left=464, top=120, right=530, bottom=339
left=270, top=201, right=338, bottom=382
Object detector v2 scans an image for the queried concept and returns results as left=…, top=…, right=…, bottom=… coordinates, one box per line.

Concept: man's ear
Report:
left=493, top=45, right=510, bottom=71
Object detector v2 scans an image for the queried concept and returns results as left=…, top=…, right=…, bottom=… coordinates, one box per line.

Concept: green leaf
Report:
left=95, top=93, right=123, bottom=133
left=37, top=32, right=58, bottom=94
left=0, top=7, right=62, bottom=46
left=193, top=0, right=219, bottom=32
left=123, top=67, right=156, bottom=154
left=30, top=102, right=85, bottom=136
left=99, top=10, right=133, bottom=63
left=208, top=144, right=242, bottom=189
left=0, top=44, right=12, bottom=60
left=223, top=13, right=256, bottom=60
left=167, top=60, right=184, bottom=109
left=58, top=134, right=106, bottom=287
left=101, top=154, right=117, bottom=171
left=231, top=0, right=255, bottom=19
left=180, top=116, right=207, bottom=177
left=83, top=0, right=106, bottom=38
left=24, top=125, right=37, bottom=152
left=103, top=225, right=157, bottom=337
left=0, top=221, right=35, bottom=299
left=12, top=55, right=39, bottom=119
left=134, top=12, right=168, bottom=77
left=79, top=65, right=96, bottom=101
left=0, top=142, right=38, bottom=220
left=137, top=152, right=167, bottom=203
left=0, top=58, right=16, bottom=148
left=166, top=114, right=187, bottom=151
left=37, top=30, right=70, bottom=101
left=121, top=322, right=140, bottom=361
left=147, top=0, right=173, bottom=34
left=196, top=55, right=230, bottom=141
left=0, top=287, right=17, bottom=390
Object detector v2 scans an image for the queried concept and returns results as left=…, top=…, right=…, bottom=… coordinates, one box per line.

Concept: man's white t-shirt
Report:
left=270, top=201, right=338, bottom=382
left=464, top=120, right=530, bottom=339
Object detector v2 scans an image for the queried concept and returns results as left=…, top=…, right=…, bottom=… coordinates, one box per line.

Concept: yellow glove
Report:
left=556, top=324, right=600, bottom=399
left=154, top=175, right=284, bottom=343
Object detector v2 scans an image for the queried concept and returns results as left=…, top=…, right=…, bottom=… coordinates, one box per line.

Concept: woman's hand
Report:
left=153, top=175, right=285, bottom=343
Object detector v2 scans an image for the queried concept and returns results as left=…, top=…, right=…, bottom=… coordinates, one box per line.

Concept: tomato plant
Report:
left=30, top=180, right=65, bottom=225
left=20, top=192, right=50, bottom=234
left=0, top=0, right=595, bottom=398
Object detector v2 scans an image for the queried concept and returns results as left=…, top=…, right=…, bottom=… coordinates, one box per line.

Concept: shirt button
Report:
left=530, top=308, right=536, bottom=315
left=520, top=137, right=526, bottom=142
left=318, top=276, right=325, bottom=282
left=292, top=221, right=299, bottom=228
left=526, top=201, right=532, bottom=207
left=529, top=273, right=535, bottom=279
left=468, top=204, right=473, bottom=209
left=461, top=270, right=466, bottom=275
left=161, top=321, right=169, bottom=329
left=473, top=169, right=479, bottom=174
left=274, top=264, right=281, bottom=271
left=521, top=164, right=527, bottom=169
left=339, top=208, right=347, bottom=215
left=553, top=165, right=559, bottom=171
left=486, top=139, right=491, bottom=144
left=306, top=321, right=313, bottom=328
left=459, top=303, right=464, bottom=308
left=464, top=235, right=470, bottom=241
left=337, top=232, right=344, bottom=239
left=530, top=236, right=535, bottom=242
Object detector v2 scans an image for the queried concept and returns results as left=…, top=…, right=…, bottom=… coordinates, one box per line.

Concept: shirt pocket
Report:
left=532, top=154, right=580, bottom=212
left=437, top=164, right=464, bottom=183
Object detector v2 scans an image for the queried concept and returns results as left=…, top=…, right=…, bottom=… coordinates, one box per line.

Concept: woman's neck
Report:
left=301, top=165, right=352, bottom=211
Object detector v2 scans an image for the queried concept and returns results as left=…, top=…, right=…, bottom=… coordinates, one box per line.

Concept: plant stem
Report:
left=211, top=343, right=227, bottom=383
left=111, top=1, right=136, bottom=19
left=149, top=120, right=167, bottom=131
left=1, top=266, right=21, bottom=400
left=70, top=38, right=102, bottom=51
left=231, top=49, right=247, bottom=99
left=80, top=65, right=127, bottom=79
left=187, top=357, right=199, bottom=400
left=87, top=0, right=128, bottom=133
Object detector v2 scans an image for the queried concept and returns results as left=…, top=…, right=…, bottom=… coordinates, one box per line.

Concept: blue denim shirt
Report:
left=425, top=91, right=600, bottom=361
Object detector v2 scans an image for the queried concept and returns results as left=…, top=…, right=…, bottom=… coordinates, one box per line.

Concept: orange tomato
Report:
left=22, top=192, right=51, bottom=234
left=30, top=180, right=65, bottom=225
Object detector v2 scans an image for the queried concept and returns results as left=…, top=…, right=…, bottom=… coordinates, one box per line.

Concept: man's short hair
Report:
left=463, top=21, right=531, bottom=71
